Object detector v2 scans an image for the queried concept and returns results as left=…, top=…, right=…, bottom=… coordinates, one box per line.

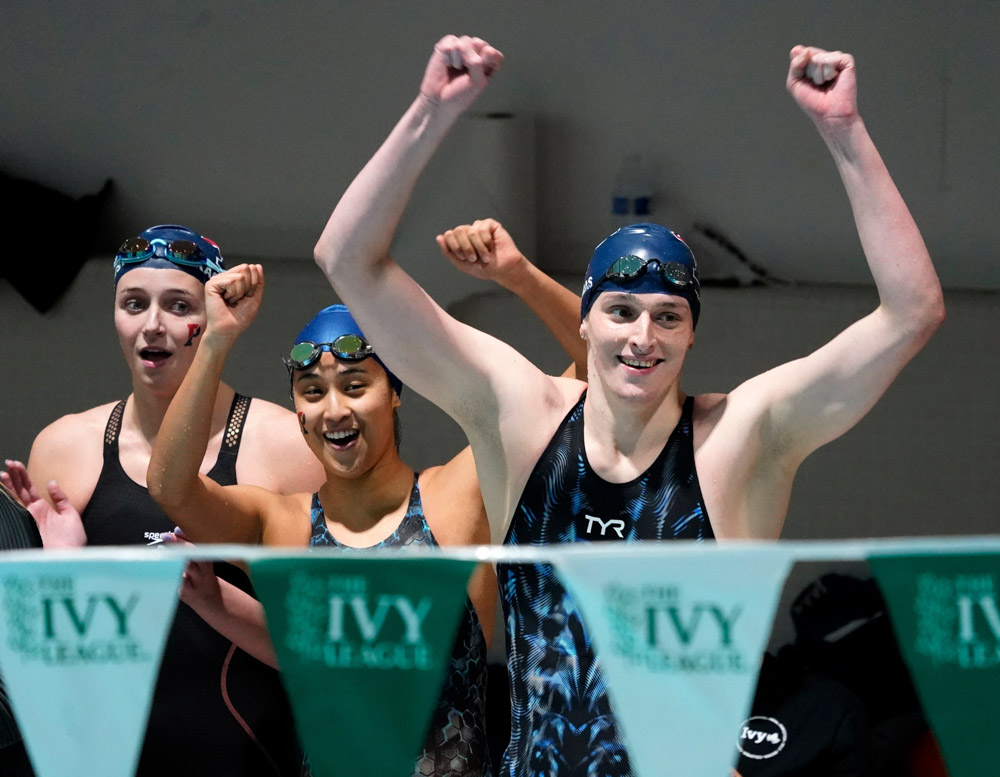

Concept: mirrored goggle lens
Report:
left=659, top=261, right=693, bottom=286
left=164, top=240, right=203, bottom=263
left=288, top=342, right=321, bottom=368
left=117, top=237, right=153, bottom=262
left=606, top=255, right=647, bottom=279
left=329, top=334, right=371, bottom=360
left=286, top=335, right=373, bottom=370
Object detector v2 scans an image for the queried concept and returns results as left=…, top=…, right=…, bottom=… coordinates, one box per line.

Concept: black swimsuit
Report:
left=498, top=394, right=714, bottom=777
left=80, top=394, right=304, bottom=777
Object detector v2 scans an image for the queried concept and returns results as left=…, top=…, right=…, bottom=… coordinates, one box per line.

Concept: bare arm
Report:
left=313, top=36, right=552, bottom=425
left=146, top=265, right=272, bottom=544
left=437, top=218, right=588, bottom=379
left=313, top=36, right=569, bottom=536
left=180, top=561, right=278, bottom=667
left=752, top=46, right=944, bottom=460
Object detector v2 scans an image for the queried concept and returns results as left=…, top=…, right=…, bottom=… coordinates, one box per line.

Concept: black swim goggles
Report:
left=115, top=236, right=226, bottom=275
left=595, top=254, right=697, bottom=291
left=282, top=335, right=374, bottom=371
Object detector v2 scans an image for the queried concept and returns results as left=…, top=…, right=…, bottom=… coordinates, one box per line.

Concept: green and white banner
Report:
left=553, top=545, right=795, bottom=777
left=249, top=552, right=476, bottom=777
left=0, top=554, right=183, bottom=777
left=869, top=551, right=1000, bottom=777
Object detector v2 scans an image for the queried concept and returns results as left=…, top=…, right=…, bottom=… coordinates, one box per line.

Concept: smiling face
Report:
left=580, top=291, right=695, bottom=404
left=114, top=267, right=207, bottom=396
left=291, top=353, right=401, bottom=479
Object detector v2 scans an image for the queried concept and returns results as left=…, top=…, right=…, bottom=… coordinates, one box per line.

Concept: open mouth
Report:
left=323, top=429, right=360, bottom=450
left=618, top=356, right=662, bottom=370
left=139, top=347, right=172, bottom=365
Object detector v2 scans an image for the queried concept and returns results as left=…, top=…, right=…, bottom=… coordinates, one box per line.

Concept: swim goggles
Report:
left=283, top=335, right=374, bottom=371
left=115, top=237, right=226, bottom=276
left=594, top=254, right=697, bottom=291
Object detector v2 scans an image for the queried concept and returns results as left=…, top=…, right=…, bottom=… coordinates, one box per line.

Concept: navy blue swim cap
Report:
left=290, top=304, right=403, bottom=397
left=580, top=223, right=701, bottom=326
left=114, top=224, right=225, bottom=286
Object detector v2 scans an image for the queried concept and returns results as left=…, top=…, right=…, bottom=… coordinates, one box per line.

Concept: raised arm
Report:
left=313, top=37, right=574, bottom=535
left=313, top=36, right=554, bottom=423
left=749, top=46, right=944, bottom=460
left=146, top=265, right=275, bottom=544
left=437, top=218, right=588, bottom=379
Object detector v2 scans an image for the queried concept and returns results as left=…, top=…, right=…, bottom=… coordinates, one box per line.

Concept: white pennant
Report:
left=0, top=554, right=184, bottom=777
left=554, top=544, right=794, bottom=777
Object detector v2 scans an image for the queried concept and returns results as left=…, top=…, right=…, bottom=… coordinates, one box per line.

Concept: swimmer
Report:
left=146, top=225, right=591, bottom=776
left=9, top=225, right=323, bottom=777
left=312, top=36, right=944, bottom=777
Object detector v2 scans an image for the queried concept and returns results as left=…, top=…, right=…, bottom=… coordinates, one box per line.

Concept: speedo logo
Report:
left=737, top=716, right=787, bottom=760
left=143, top=532, right=170, bottom=546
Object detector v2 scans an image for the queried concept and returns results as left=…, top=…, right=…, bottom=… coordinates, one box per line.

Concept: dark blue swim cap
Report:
left=290, top=304, right=403, bottom=396
left=114, top=224, right=226, bottom=286
left=580, top=223, right=701, bottom=326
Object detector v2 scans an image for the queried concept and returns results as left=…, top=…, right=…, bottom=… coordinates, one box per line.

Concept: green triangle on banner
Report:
left=868, top=552, right=1000, bottom=777
left=249, top=553, right=477, bottom=777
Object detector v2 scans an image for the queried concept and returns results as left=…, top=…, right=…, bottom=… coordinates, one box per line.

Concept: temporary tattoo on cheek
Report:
left=298, top=412, right=307, bottom=435
left=184, top=324, right=202, bottom=347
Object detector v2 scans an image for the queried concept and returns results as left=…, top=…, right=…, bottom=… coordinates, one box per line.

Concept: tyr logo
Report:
left=585, top=514, right=625, bottom=538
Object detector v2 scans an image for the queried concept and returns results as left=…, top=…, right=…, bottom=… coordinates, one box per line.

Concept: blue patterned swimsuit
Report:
left=309, top=477, right=490, bottom=777
left=498, top=393, right=714, bottom=777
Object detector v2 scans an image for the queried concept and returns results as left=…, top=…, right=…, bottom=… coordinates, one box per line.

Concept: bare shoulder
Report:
left=258, top=490, right=315, bottom=547
left=237, top=397, right=325, bottom=495
left=28, top=401, right=120, bottom=512
left=419, top=458, right=490, bottom=547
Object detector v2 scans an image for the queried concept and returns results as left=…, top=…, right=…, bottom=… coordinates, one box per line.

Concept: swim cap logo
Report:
left=737, top=716, right=787, bottom=760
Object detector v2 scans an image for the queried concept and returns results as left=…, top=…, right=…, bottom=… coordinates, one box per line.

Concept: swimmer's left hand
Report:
left=436, top=218, right=528, bottom=290
left=786, top=45, right=858, bottom=126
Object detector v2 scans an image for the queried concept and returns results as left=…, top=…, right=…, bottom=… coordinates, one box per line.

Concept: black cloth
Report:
left=0, top=492, right=43, bottom=776
left=80, top=395, right=304, bottom=777
left=736, top=651, right=872, bottom=777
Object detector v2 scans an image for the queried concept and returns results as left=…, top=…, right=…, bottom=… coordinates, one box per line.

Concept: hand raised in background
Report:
left=2, top=459, right=87, bottom=548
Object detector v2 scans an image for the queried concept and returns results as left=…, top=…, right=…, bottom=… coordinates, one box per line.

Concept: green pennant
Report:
left=868, top=552, right=1000, bottom=777
left=249, top=553, right=476, bottom=777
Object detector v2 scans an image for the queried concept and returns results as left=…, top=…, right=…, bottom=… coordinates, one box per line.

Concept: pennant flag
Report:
left=868, top=551, right=1000, bottom=777
left=249, top=553, right=476, bottom=777
left=554, top=544, right=794, bottom=777
left=0, top=555, right=184, bottom=777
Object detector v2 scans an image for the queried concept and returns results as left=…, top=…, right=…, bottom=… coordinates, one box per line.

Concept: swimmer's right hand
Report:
left=2, top=459, right=87, bottom=549
left=204, top=263, right=265, bottom=345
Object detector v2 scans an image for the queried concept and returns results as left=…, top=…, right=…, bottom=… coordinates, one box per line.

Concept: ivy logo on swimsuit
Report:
left=2, top=574, right=148, bottom=666
left=603, top=582, right=748, bottom=674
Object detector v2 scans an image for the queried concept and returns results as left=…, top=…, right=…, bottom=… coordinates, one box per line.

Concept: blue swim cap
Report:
left=114, top=224, right=226, bottom=286
left=580, top=223, right=701, bottom=326
left=290, top=304, right=403, bottom=396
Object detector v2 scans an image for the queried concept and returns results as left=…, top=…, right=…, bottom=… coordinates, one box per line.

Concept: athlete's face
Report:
left=114, top=268, right=208, bottom=396
left=292, top=353, right=401, bottom=479
left=580, top=291, right=695, bottom=403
